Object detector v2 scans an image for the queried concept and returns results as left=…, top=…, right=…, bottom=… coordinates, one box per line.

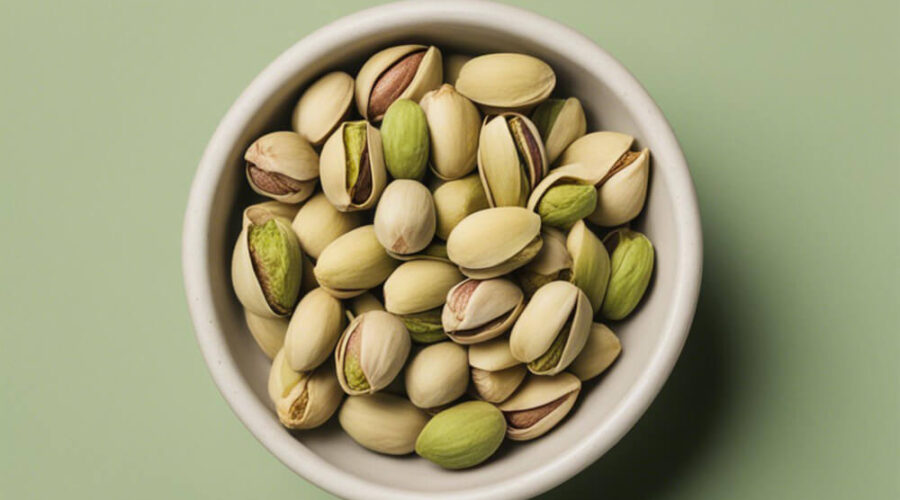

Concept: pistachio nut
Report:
left=283, top=288, right=346, bottom=372
left=405, top=342, right=469, bottom=409
left=516, top=227, right=573, bottom=298
left=244, top=131, right=318, bottom=204
left=443, top=53, right=471, bottom=85
left=471, top=365, right=526, bottom=404
left=446, top=207, right=543, bottom=278
left=442, top=278, right=524, bottom=344
left=380, top=99, right=429, bottom=180
left=588, top=148, right=650, bottom=227
left=510, top=281, right=592, bottom=375
left=569, top=323, right=621, bottom=381
left=386, top=240, right=450, bottom=263
left=291, top=71, right=354, bottom=145
left=531, top=97, right=587, bottom=164
left=346, top=292, right=384, bottom=319
left=431, top=174, right=489, bottom=240
left=232, top=209, right=303, bottom=318
left=415, top=401, right=506, bottom=469
left=526, top=164, right=598, bottom=229
left=477, top=113, right=547, bottom=207
left=334, top=310, right=411, bottom=395
left=338, top=393, right=429, bottom=455
left=419, top=84, right=481, bottom=180
left=467, top=337, right=519, bottom=371
left=557, top=131, right=635, bottom=174
left=455, top=53, right=556, bottom=112
left=600, top=228, right=654, bottom=320
left=291, top=193, right=363, bottom=260
left=244, top=309, right=287, bottom=360
left=313, top=225, right=399, bottom=298
left=241, top=201, right=300, bottom=226
left=319, top=120, right=387, bottom=212
left=566, top=220, right=610, bottom=314
left=268, top=350, right=343, bottom=430
left=399, top=308, right=446, bottom=344
left=383, top=260, right=463, bottom=343
left=497, top=372, right=581, bottom=441
left=373, top=180, right=436, bottom=255
left=355, top=44, right=442, bottom=121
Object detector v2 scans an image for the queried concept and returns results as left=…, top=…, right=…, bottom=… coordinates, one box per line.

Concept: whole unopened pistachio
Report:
left=477, top=113, right=547, bottom=207
left=373, top=180, right=436, bottom=255
left=569, top=323, right=621, bottom=381
left=600, top=228, right=654, bottom=320
left=381, top=99, right=429, bottom=180
left=291, top=193, right=362, bottom=260
left=268, top=350, right=343, bottom=430
left=566, top=220, right=610, bottom=314
left=442, top=278, right=524, bottom=344
left=405, top=342, right=469, bottom=409
left=244, top=310, right=288, bottom=360
left=339, top=393, right=429, bottom=455
left=244, top=131, right=318, bottom=204
left=384, top=260, right=463, bottom=343
left=291, top=71, right=354, bottom=146
left=355, top=44, right=442, bottom=121
left=468, top=338, right=526, bottom=403
left=313, top=225, right=399, bottom=298
left=319, top=121, right=387, bottom=212
left=415, top=401, right=506, bottom=469
left=430, top=174, right=489, bottom=240
left=283, top=288, right=346, bottom=372
left=455, top=53, right=555, bottom=112
left=419, top=84, right=481, bottom=180
left=531, top=97, right=587, bottom=164
left=334, top=310, right=411, bottom=395
left=516, top=227, right=573, bottom=298
left=446, top=207, right=543, bottom=279
left=497, top=372, right=581, bottom=440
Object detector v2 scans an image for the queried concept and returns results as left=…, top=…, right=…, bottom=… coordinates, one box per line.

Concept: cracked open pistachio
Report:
left=268, top=350, right=343, bottom=430
left=291, top=71, right=354, bottom=146
left=415, top=401, right=506, bottom=469
left=497, top=372, right=581, bottom=441
left=283, top=288, right=346, bottom=372
left=373, top=180, right=436, bottom=255
left=419, top=84, right=481, bottom=180
left=405, top=342, right=469, bottom=409
left=334, top=310, right=411, bottom=395
left=477, top=113, right=547, bottom=207
left=516, top=227, right=572, bottom=298
left=442, top=278, right=524, bottom=344
left=526, top=164, right=598, bottom=229
left=531, top=97, right=587, bottom=165
left=381, top=98, right=429, bottom=179
left=313, top=225, right=399, bottom=298
left=244, top=131, right=318, bottom=204
left=455, top=53, right=555, bottom=112
left=510, top=281, right=592, bottom=375
left=241, top=201, right=300, bottom=226
left=244, top=310, right=288, bottom=360
left=566, top=220, right=610, bottom=314
left=601, top=228, right=654, bottom=320
left=569, top=323, right=621, bottom=381
left=339, top=393, right=429, bottom=455
left=355, top=44, right=442, bottom=121
left=319, top=121, right=387, bottom=212
left=384, top=260, right=463, bottom=343
left=291, top=193, right=362, bottom=260
left=431, top=174, right=489, bottom=240
left=446, top=207, right=543, bottom=278
left=468, top=338, right=526, bottom=403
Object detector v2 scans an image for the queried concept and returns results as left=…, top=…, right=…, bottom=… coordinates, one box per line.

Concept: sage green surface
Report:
left=1, top=1, right=897, bottom=499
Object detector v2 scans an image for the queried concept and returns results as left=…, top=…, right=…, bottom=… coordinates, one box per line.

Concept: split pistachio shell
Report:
left=384, top=260, right=464, bottom=315
left=268, top=350, right=343, bottom=430
left=531, top=97, right=587, bottom=164
left=471, top=365, right=526, bottom=403
left=446, top=207, right=543, bottom=278
left=291, top=71, right=354, bottom=145
left=497, top=372, right=581, bottom=440
left=405, top=342, right=469, bottom=409
left=601, top=229, right=654, bottom=320
left=510, top=281, right=592, bottom=375
left=442, top=278, right=524, bottom=344
left=516, top=227, right=573, bottom=298
left=244, top=131, right=318, bottom=204
left=558, top=131, right=635, bottom=175
left=566, top=220, right=610, bottom=314
left=415, top=401, right=506, bottom=469
left=455, top=53, right=555, bottom=112
left=319, top=121, right=387, bottom=212
left=314, top=225, right=399, bottom=299
left=588, top=149, right=650, bottom=227
left=419, top=84, right=481, bottom=180
left=339, top=393, right=429, bottom=455
left=334, top=310, right=411, bottom=395
left=443, top=54, right=471, bottom=84
left=355, top=45, right=442, bottom=121
left=468, top=337, right=519, bottom=371
left=387, top=241, right=450, bottom=263
left=283, top=288, right=346, bottom=372
left=569, top=323, right=621, bottom=381
left=381, top=99, right=429, bottom=180
left=244, top=310, right=288, bottom=359
left=431, top=174, right=489, bottom=240
left=399, top=308, right=446, bottom=344
left=373, top=180, right=436, bottom=255
left=291, top=193, right=363, bottom=260
left=477, top=113, right=547, bottom=207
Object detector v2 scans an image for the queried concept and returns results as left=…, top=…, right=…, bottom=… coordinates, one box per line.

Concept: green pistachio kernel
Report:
left=537, top=184, right=597, bottom=229
left=248, top=219, right=301, bottom=315
left=401, top=308, right=446, bottom=343
left=528, top=318, right=571, bottom=372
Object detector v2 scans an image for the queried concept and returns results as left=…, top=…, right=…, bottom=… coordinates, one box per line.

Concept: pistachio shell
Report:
left=468, top=337, right=519, bottom=371
left=355, top=45, right=442, bottom=121
left=386, top=241, right=450, bottom=263
left=314, top=225, right=399, bottom=298
left=283, top=288, right=346, bottom=372
left=338, top=393, right=429, bottom=455
left=569, top=323, right=621, bottom=381
left=531, top=97, right=587, bottom=164
left=497, top=372, right=581, bottom=440
left=244, top=310, right=287, bottom=359
left=267, top=349, right=301, bottom=404
left=268, top=351, right=343, bottom=430
left=291, top=71, right=354, bottom=145
left=381, top=99, right=429, bottom=180
left=373, top=180, right=436, bottom=255
left=588, top=149, right=650, bottom=226
left=600, top=229, right=654, bottom=320
left=399, top=308, right=447, bottom=344
left=442, top=278, right=524, bottom=344
left=415, top=401, right=506, bottom=469
left=443, top=53, right=471, bottom=84
left=477, top=113, right=546, bottom=207
left=291, top=193, right=363, bottom=260
left=516, top=227, right=573, bottom=298
left=471, top=365, right=526, bottom=403
left=446, top=207, right=541, bottom=275
left=383, top=260, right=463, bottom=315
left=455, top=53, right=555, bottom=111
left=334, top=310, right=411, bottom=395
left=566, top=220, right=610, bottom=314
left=346, top=292, right=384, bottom=319
left=419, top=84, right=481, bottom=180
left=431, top=174, right=489, bottom=240
left=242, top=201, right=300, bottom=227
left=557, top=131, right=634, bottom=177
left=244, top=131, right=319, bottom=203
left=319, top=121, right=387, bottom=212
left=405, top=342, right=469, bottom=409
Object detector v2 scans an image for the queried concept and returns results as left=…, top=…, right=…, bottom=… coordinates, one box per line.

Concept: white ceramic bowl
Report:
left=182, top=1, right=702, bottom=498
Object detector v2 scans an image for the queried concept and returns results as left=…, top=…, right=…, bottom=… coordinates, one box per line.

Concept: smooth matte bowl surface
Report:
left=182, top=1, right=702, bottom=498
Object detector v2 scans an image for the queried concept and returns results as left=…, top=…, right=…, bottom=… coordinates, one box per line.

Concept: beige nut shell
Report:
left=319, top=121, right=387, bottom=212
left=292, top=71, right=354, bottom=145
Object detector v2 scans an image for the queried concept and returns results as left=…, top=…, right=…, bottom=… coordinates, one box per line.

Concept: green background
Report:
left=1, top=0, right=897, bottom=498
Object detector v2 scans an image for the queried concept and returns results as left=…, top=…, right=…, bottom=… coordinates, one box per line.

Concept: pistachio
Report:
left=535, top=183, right=597, bottom=229
left=415, top=401, right=506, bottom=469
left=283, top=288, right=346, bottom=372
left=244, top=131, right=318, bottom=204
left=430, top=174, right=489, bottom=240
left=446, top=207, right=543, bottom=278
left=383, top=260, right=463, bottom=315
left=497, top=372, right=581, bottom=440
left=471, top=365, right=526, bottom=404
left=243, top=310, right=288, bottom=360
left=291, top=71, right=354, bottom=146
left=373, top=180, right=436, bottom=255
left=588, top=149, right=650, bottom=227
left=455, top=53, right=556, bottom=112
left=516, top=227, right=573, bottom=298
left=467, top=337, right=519, bottom=371
left=443, top=54, right=471, bottom=84
left=477, top=113, right=547, bottom=207
left=291, top=193, right=363, bottom=260
left=600, top=228, right=654, bottom=320
left=566, top=220, right=610, bottom=314
left=442, top=278, right=524, bottom=344
left=334, top=310, right=411, bottom=395
left=319, top=121, right=387, bottom=212
left=400, top=308, right=446, bottom=344
left=510, top=281, right=592, bottom=375
left=355, top=45, right=442, bottom=121
left=569, top=323, right=621, bottom=381
left=405, top=342, right=469, bottom=409
left=531, top=97, right=587, bottom=164
left=339, top=393, right=429, bottom=455
left=557, top=131, right=635, bottom=174
left=419, top=84, right=481, bottom=180
left=381, top=99, right=429, bottom=180
left=346, top=292, right=384, bottom=319
left=386, top=241, right=451, bottom=263
left=268, top=350, right=343, bottom=430
left=313, top=225, right=399, bottom=298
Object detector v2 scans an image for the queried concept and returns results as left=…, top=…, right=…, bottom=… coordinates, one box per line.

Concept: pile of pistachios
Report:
left=231, top=45, right=655, bottom=470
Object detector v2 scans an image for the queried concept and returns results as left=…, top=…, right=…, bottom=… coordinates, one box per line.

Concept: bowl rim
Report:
left=182, top=1, right=703, bottom=498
